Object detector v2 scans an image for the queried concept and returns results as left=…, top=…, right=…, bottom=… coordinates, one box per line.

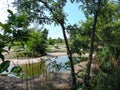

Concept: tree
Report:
left=71, top=0, right=104, bottom=89
left=56, top=37, right=63, bottom=44
left=48, top=37, right=56, bottom=45
left=67, top=20, right=92, bottom=56
left=42, top=28, right=48, bottom=40
left=25, top=28, right=47, bottom=57
left=14, top=0, right=77, bottom=89
left=70, top=0, right=120, bottom=89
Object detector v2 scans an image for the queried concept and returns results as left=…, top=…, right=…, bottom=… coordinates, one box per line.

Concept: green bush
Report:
left=24, top=29, right=47, bottom=57
left=90, top=60, right=120, bottom=90
left=94, top=70, right=120, bottom=90
left=48, top=37, right=56, bottom=45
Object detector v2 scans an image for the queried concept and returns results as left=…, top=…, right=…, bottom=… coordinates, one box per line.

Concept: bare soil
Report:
left=0, top=73, right=72, bottom=90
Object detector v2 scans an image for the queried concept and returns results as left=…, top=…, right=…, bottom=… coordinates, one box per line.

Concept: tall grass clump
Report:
left=91, top=59, right=120, bottom=90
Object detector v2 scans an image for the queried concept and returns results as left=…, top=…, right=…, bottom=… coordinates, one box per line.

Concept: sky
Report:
left=0, top=0, right=86, bottom=39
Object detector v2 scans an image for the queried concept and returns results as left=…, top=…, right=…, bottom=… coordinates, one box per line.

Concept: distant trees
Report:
left=48, top=37, right=63, bottom=45
left=48, top=37, right=56, bottom=45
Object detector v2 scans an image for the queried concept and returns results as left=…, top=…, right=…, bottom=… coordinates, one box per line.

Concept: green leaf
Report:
left=3, top=24, right=10, bottom=31
left=7, top=9, right=14, bottom=15
left=0, top=22, right=3, bottom=27
left=0, top=53, right=4, bottom=61
left=18, top=14, right=26, bottom=22
left=11, top=66, right=22, bottom=75
left=0, top=60, right=10, bottom=73
left=0, top=42, right=5, bottom=49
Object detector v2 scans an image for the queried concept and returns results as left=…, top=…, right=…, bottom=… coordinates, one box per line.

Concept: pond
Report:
left=1, top=56, right=81, bottom=78
left=1, top=56, right=71, bottom=78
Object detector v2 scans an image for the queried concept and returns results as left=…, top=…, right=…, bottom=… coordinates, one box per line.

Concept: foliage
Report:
left=0, top=9, right=29, bottom=50
left=0, top=60, right=10, bottom=73
left=48, top=37, right=56, bottom=45
left=0, top=9, right=28, bottom=76
left=24, top=29, right=48, bottom=57
left=42, top=28, right=48, bottom=40
left=67, top=19, right=92, bottom=55
left=69, top=0, right=120, bottom=89
left=13, top=0, right=67, bottom=25
left=0, top=60, right=22, bottom=76
left=11, top=66, right=22, bottom=76
left=56, top=37, right=63, bottom=43
left=96, top=1, right=120, bottom=60
left=21, top=61, right=46, bottom=78
left=48, top=37, right=63, bottom=45
left=91, top=64, right=120, bottom=90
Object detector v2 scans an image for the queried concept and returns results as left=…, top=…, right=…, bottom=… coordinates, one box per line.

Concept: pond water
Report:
left=46, top=56, right=70, bottom=72
left=0, top=56, right=70, bottom=78
left=1, top=56, right=81, bottom=78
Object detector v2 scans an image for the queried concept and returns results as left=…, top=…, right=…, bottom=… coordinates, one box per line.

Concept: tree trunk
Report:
left=60, top=23, right=77, bottom=90
left=84, top=0, right=101, bottom=89
left=84, top=11, right=98, bottom=90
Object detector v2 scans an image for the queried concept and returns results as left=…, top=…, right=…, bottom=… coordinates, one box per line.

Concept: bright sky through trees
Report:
left=0, top=0, right=86, bottom=38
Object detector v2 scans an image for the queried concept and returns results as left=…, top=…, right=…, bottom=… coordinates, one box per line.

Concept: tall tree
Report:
left=71, top=0, right=120, bottom=89
left=14, top=0, right=77, bottom=89
left=71, top=0, right=103, bottom=89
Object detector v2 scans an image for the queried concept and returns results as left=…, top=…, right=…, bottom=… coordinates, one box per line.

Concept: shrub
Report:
left=24, top=29, right=47, bottom=57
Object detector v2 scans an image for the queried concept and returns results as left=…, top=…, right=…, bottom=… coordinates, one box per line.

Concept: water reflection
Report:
left=21, top=56, right=70, bottom=78
left=21, top=61, right=46, bottom=78
left=46, top=56, right=70, bottom=72
left=1, top=56, right=80, bottom=78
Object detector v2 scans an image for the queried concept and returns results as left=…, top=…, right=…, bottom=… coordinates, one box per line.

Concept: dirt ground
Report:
left=0, top=72, right=72, bottom=90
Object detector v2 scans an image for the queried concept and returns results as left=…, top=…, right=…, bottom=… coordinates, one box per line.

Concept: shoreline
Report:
left=0, top=52, right=67, bottom=66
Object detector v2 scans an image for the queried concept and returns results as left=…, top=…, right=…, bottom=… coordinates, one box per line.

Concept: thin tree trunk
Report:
left=84, top=1, right=101, bottom=89
left=84, top=11, right=98, bottom=90
left=60, top=23, right=77, bottom=90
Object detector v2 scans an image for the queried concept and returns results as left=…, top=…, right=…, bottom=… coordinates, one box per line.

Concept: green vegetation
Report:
left=23, top=29, right=48, bottom=57
left=0, top=0, right=120, bottom=90
left=21, top=61, right=46, bottom=78
left=48, top=37, right=63, bottom=45
left=68, top=1, right=120, bottom=90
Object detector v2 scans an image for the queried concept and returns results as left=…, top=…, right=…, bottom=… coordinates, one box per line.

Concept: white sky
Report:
left=0, top=0, right=16, bottom=23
